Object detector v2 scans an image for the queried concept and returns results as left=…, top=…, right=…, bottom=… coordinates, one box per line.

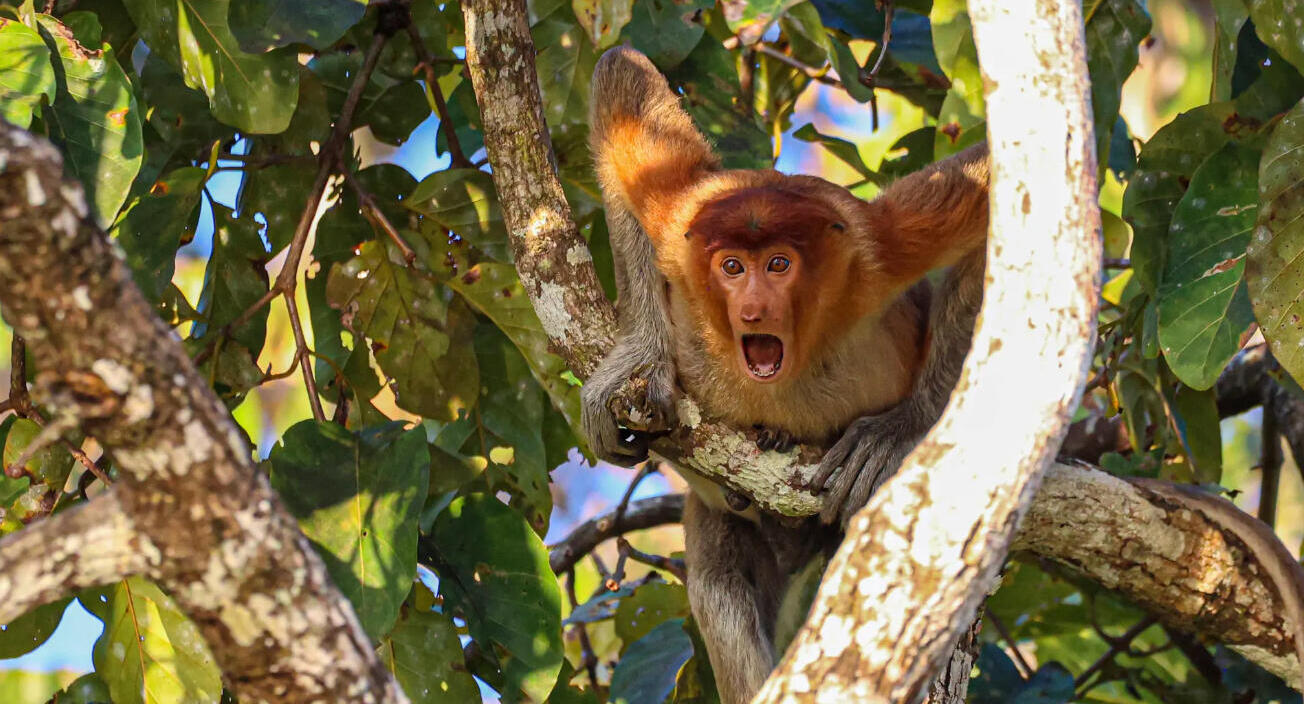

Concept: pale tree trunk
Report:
left=750, top=0, right=1101, bottom=699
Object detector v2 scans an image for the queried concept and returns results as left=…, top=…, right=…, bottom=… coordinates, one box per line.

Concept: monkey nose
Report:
left=740, top=308, right=764, bottom=323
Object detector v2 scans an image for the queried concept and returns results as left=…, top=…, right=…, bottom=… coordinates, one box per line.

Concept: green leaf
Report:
left=0, top=597, right=67, bottom=658
left=431, top=495, right=563, bottom=704
left=1123, top=103, right=1239, bottom=294
left=36, top=15, right=143, bottom=228
left=407, top=169, right=508, bottom=261
left=0, top=18, right=56, bottom=128
left=1247, top=0, right=1304, bottom=74
left=609, top=619, right=694, bottom=704
left=722, top=0, right=801, bottom=43
left=779, top=2, right=831, bottom=68
left=665, top=36, right=771, bottom=169
left=190, top=204, right=270, bottom=353
left=573, top=0, right=633, bottom=49
left=139, top=53, right=236, bottom=155
left=269, top=421, right=429, bottom=638
left=111, top=166, right=205, bottom=302
left=2, top=418, right=75, bottom=524
left=312, top=51, right=429, bottom=146
left=929, top=0, right=984, bottom=156
left=92, top=577, right=222, bottom=704
left=326, top=239, right=480, bottom=421
left=47, top=673, right=113, bottom=704
left=534, top=12, right=598, bottom=128
left=622, top=0, right=712, bottom=69
left=377, top=603, right=480, bottom=703
left=1084, top=0, right=1150, bottom=164
left=1211, top=0, right=1249, bottom=102
left=1249, top=98, right=1304, bottom=385
left=792, top=123, right=883, bottom=184
left=1156, top=143, right=1260, bottom=390
left=447, top=263, right=584, bottom=443
left=614, top=580, right=690, bottom=648
left=1165, top=382, right=1223, bottom=483
left=228, top=0, right=366, bottom=52
left=122, top=0, right=299, bottom=134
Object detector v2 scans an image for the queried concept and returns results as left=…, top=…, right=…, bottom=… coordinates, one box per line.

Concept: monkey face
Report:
left=708, top=247, right=801, bottom=383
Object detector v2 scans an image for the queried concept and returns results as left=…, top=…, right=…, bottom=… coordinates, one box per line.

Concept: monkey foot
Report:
left=755, top=427, right=794, bottom=453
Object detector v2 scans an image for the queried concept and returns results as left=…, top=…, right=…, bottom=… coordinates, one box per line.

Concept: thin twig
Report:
left=1260, top=394, right=1282, bottom=527
left=1103, top=257, right=1132, bottom=269
left=7, top=336, right=110, bottom=485
left=617, top=537, right=687, bottom=582
left=406, top=18, right=473, bottom=168
left=284, top=295, right=327, bottom=423
left=548, top=495, right=684, bottom=575
left=615, top=464, right=654, bottom=527
left=565, top=571, right=600, bottom=686
left=754, top=44, right=839, bottom=86
left=342, top=169, right=417, bottom=264
left=986, top=612, right=1033, bottom=679
left=1075, top=615, right=1158, bottom=692
left=857, top=0, right=895, bottom=131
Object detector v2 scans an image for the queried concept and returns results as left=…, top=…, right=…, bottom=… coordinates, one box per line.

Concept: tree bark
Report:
left=0, top=125, right=404, bottom=703
left=752, top=0, right=1100, bottom=698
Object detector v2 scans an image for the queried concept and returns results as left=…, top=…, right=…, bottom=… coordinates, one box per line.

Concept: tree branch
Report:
left=0, top=488, right=151, bottom=624
left=0, top=124, right=404, bottom=703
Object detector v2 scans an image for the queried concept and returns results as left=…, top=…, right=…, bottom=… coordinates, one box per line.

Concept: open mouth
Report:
left=742, top=334, right=784, bottom=380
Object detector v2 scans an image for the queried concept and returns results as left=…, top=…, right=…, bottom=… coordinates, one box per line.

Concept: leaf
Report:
left=1247, top=0, right=1304, bottom=74
left=622, top=0, right=712, bottom=69
left=269, top=421, right=429, bottom=638
left=615, top=580, right=690, bottom=649
left=122, top=0, right=299, bottom=134
left=36, top=15, right=143, bottom=228
left=1249, top=98, right=1304, bottom=385
left=722, top=0, right=800, bottom=43
left=573, top=0, right=633, bottom=49
left=0, top=18, right=56, bottom=128
left=47, top=673, right=113, bottom=704
left=2, top=418, right=75, bottom=524
left=139, top=52, right=236, bottom=154
left=407, top=169, right=508, bottom=261
left=929, top=0, right=984, bottom=156
left=1156, top=143, right=1260, bottom=390
left=1123, top=103, right=1239, bottom=294
left=312, top=51, right=429, bottom=146
left=190, top=204, right=271, bottom=353
left=665, top=36, right=771, bottom=169
left=792, top=123, right=884, bottom=184
left=447, top=263, right=584, bottom=441
left=1084, top=0, right=1150, bottom=164
left=1211, top=0, right=1249, bottom=102
left=111, top=166, right=205, bottom=302
left=377, top=603, right=480, bottom=703
left=228, top=0, right=367, bottom=52
left=92, top=577, right=222, bottom=704
left=609, top=619, right=694, bottom=704
left=0, top=597, right=67, bottom=658
left=326, top=239, right=480, bottom=421
left=1165, top=382, right=1223, bottom=483
left=431, top=495, right=563, bottom=704
left=534, top=12, right=598, bottom=128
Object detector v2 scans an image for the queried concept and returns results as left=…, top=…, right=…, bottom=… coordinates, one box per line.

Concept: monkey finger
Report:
left=808, top=428, right=863, bottom=493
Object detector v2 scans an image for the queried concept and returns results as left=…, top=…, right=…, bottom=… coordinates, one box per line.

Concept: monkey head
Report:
left=684, top=184, right=862, bottom=385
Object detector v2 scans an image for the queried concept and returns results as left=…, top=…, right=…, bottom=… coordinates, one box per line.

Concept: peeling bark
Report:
left=0, top=125, right=404, bottom=703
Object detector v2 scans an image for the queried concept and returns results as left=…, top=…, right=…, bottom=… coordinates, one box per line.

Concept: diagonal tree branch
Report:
left=0, top=124, right=404, bottom=703
left=0, top=488, right=153, bottom=624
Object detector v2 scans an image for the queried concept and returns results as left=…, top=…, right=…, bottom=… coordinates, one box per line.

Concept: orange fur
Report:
left=589, top=47, right=989, bottom=442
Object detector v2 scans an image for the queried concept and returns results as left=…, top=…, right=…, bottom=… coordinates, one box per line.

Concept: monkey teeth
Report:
left=742, top=334, right=784, bottom=379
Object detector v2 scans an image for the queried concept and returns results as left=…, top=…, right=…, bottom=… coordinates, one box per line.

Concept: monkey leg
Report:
left=684, top=492, right=783, bottom=704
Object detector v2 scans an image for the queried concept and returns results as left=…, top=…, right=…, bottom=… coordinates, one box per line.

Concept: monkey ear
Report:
left=867, top=143, right=990, bottom=290
left=590, top=47, right=718, bottom=246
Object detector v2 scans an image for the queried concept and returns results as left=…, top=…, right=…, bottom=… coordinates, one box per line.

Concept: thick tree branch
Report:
left=0, top=126, right=404, bottom=703
left=0, top=488, right=152, bottom=624
left=756, top=0, right=1101, bottom=697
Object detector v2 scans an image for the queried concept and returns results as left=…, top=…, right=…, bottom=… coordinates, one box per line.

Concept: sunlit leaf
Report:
left=92, top=577, right=222, bottom=704
left=573, top=0, right=633, bottom=49
left=36, top=15, right=142, bottom=228
left=614, top=580, right=690, bottom=649
left=929, top=0, right=983, bottom=157
left=123, top=0, right=299, bottom=133
left=722, top=0, right=800, bottom=43
left=1156, top=143, right=1259, bottom=390
left=269, top=421, right=429, bottom=638
left=1248, top=98, right=1304, bottom=385
left=407, top=168, right=508, bottom=260
left=431, top=495, right=563, bottom=704
left=0, top=18, right=56, bottom=128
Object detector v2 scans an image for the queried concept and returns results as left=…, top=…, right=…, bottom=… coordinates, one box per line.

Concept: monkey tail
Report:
left=589, top=47, right=718, bottom=220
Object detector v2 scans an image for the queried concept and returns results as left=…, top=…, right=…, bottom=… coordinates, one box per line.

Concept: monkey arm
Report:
left=809, top=250, right=986, bottom=527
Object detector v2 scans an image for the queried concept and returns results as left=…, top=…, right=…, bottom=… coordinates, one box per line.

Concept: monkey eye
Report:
left=767, top=255, right=790, bottom=273
left=721, top=257, right=745, bottom=276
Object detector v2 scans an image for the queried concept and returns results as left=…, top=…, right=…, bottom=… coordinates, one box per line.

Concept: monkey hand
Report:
left=581, top=342, right=678, bottom=465
left=808, top=411, right=925, bottom=528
